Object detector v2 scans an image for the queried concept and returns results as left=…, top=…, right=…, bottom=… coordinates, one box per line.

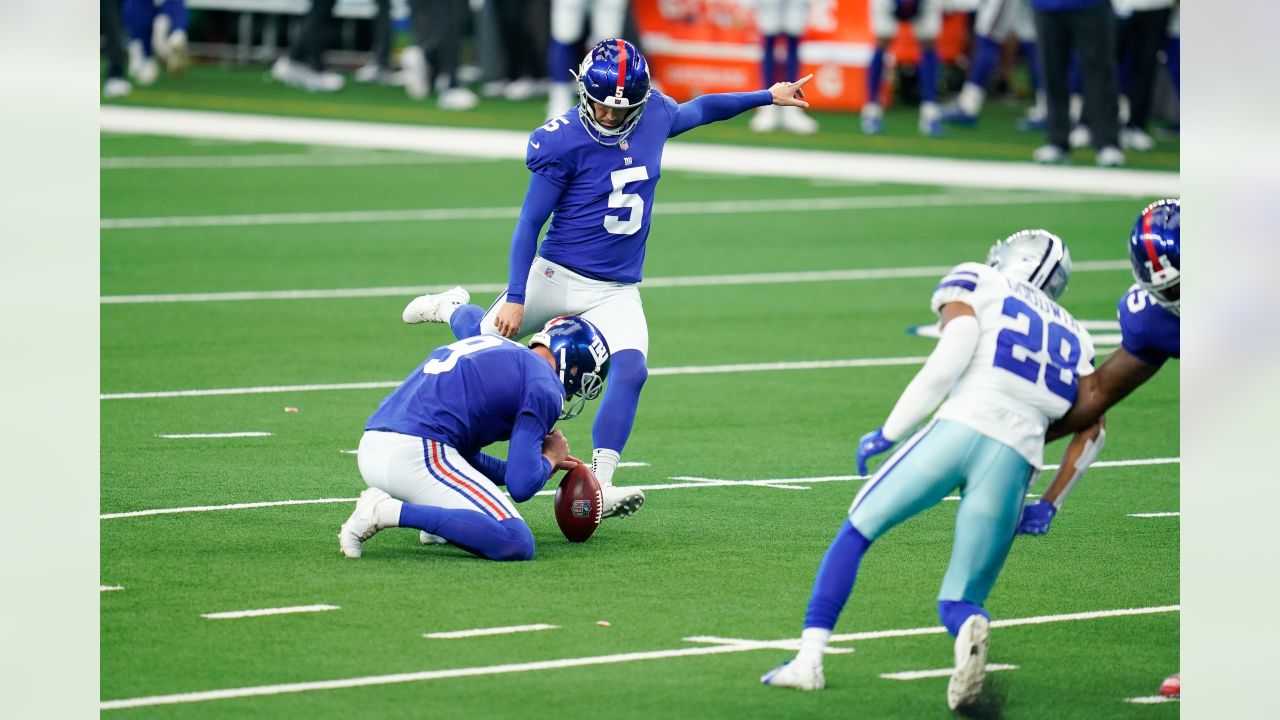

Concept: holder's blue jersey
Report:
left=1117, top=284, right=1180, bottom=367
left=525, top=92, right=683, bottom=283
left=366, top=335, right=564, bottom=454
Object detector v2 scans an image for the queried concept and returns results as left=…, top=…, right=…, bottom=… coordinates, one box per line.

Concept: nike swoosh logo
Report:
left=530, top=141, right=541, bottom=149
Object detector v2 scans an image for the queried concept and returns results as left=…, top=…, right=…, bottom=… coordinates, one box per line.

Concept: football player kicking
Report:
left=338, top=316, right=608, bottom=562
left=763, top=230, right=1094, bottom=710
left=1015, top=199, right=1180, bottom=697
left=401, top=38, right=813, bottom=521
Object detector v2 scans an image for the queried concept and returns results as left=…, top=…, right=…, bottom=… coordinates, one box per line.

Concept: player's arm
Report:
left=503, top=413, right=574, bottom=502
left=857, top=302, right=980, bottom=474
left=460, top=450, right=509, bottom=486
left=1017, top=418, right=1106, bottom=535
left=1046, top=346, right=1161, bottom=440
left=668, top=74, right=813, bottom=137
left=497, top=172, right=564, bottom=337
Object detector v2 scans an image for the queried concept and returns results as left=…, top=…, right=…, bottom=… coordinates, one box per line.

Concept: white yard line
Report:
left=100, top=458, right=1178, bottom=521
left=100, top=585, right=125, bottom=592
left=99, top=106, right=1179, bottom=196
left=99, top=261, right=1129, bottom=305
left=423, top=624, right=558, bottom=639
left=99, top=190, right=1102, bottom=230
left=157, top=432, right=272, bottom=439
left=1128, top=512, right=1180, bottom=518
left=881, top=663, right=1019, bottom=681
left=201, top=605, right=340, bottom=620
left=99, top=604, right=1178, bottom=710
left=101, top=153, right=491, bottom=169
left=1125, top=695, right=1178, bottom=704
left=617, top=462, right=649, bottom=468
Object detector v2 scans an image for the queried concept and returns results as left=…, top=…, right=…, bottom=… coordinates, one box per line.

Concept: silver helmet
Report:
left=986, top=229, right=1072, bottom=300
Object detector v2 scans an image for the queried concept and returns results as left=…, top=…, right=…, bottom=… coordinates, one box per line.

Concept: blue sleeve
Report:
left=670, top=90, right=773, bottom=137
left=1117, top=292, right=1170, bottom=367
left=504, top=412, right=554, bottom=502
left=506, top=172, right=563, bottom=304
left=460, top=450, right=508, bottom=486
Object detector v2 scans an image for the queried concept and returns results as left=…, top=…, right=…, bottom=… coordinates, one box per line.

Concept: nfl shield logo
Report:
left=543, top=266, right=555, bottom=279
left=619, top=139, right=629, bottom=151
left=571, top=499, right=591, bottom=518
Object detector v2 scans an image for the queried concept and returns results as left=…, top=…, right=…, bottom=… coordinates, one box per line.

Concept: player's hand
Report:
left=770, top=73, right=812, bottom=108
left=856, top=427, right=895, bottom=476
left=495, top=302, right=525, bottom=338
left=558, top=454, right=583, bottom=471
left=1017, top=500, right=1057, bottom=535
left=542, top=430, right=572, bottom=471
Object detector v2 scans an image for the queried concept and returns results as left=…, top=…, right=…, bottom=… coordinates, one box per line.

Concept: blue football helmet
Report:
left=986, top=228, right=1072, bottom=300
left=573, top=38, right=651, bottom=147
left=1129, top=198, right=1180, bottom=316
left=529, top=315, right=611, bottom=420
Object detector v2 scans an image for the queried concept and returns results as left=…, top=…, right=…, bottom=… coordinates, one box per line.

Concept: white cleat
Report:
left=103, top=77, right=133, bottom=99
left=947, top=614, right=990, bottom=710
left=401, top=45, right=429, bottom=100
left=402, top=286, right=469, bottom=324
left=1120, top=127, right=1155, bottom=152
left=779, top=105, right=818, bottom=135
left=438, top=86, right=479, bottom=111
left=761, top=656, right=825, bottom=691
left=419, top=531, right=448, bottom=545
left=600, top=485, right=645, bottom=519
left=1095, top=146, right=1125, bottom=168
left=748, top=104, right=780, bottom=133
left=338, top=487, right=394, bottom=558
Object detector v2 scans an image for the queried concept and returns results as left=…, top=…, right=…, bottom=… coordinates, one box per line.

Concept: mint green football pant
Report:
left=848, top=419, right=1036, bottom=605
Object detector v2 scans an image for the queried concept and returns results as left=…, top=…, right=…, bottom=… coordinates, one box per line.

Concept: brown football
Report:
left=554, top=463, right=602, bottom=543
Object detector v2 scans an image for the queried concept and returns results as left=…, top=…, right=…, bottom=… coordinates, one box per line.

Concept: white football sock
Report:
left=797, top=627, right=832, bottom=662
left=957, top=83, right=985, bottom=116
left=439, top=302, right=459, bottom=325
left=591, top=448, right=620, bottom=487
left=375, top=497, right=403, bottom=528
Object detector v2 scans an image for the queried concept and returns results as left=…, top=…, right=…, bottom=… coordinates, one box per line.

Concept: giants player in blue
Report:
left=763, top=230, right=1094, bottom=709
left=401, top=39, right=814, bottom=520
left=338, top=316, right=609, bottom=562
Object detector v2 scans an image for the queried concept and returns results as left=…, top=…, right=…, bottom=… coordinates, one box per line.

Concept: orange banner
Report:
left=633, top=0, right=967, bottom=111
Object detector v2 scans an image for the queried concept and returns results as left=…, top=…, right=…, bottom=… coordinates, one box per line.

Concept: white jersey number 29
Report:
left=604, top=167, right=649, bottom=235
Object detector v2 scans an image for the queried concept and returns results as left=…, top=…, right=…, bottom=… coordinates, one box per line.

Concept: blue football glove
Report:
left=1017, top=500, right=1057, bottom=535
left=856, top=427, right=896, bottom=476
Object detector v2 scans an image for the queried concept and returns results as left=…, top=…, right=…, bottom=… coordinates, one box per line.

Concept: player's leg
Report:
left=1031, top=6, right=1071, bottom=162
left=156, top=0, right=189, bottom=73
left=1014, top=0, right=1046, bottom=131
left=946, top=0, right=1011, bottom=125
left=936, top=436, right=1035, bottom=709
left=777, top=0, right=818, bottom=134
left=587, top=0, right=627, bottom=42
left=342, top=431, right=534, bottom=561
left=1073, top=1, right=1120, bottom=162
left=578, top=284, right=648, bottom=519
left=763, top=421, right=969, bottom=690
left=914, top=1, right=944, bottom=136
left=750, top=0, right=784, bottom=133
left=122, top=0, right=158, bottom=85
left=547, top=0, right=589, bottom=118
left=863, top=0, right=895, bottom=134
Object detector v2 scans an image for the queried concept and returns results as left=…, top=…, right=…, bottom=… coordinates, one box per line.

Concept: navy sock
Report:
left=162, top=0, right=188, bottom=31
left=920, top=47, right=940, bottom=104
left=399, top=504, right=534, bottom=561
left=1163, top=37, right=1179, bottom=95
left=761, top=34, right=778, bottom=86
left=938, top=599, right=989, bottom=637
left=449, top=304, right=484, bottom=340
left=547, top=40, right=579, bottom=83
left=591, top=349, right=647, bottom=452
left=868, top=49, right=886, bottom=105
left=1068, top=52, right=1082, bottom=95
left=803, top=521, right=873, bottom=630
left=122, top=0, right=155, bottom=55
left=968, top=35, right=1002, bottom=90
left=784, top=35, right=800, bottom=83
left=1019, top=41, right=1042, bottom=94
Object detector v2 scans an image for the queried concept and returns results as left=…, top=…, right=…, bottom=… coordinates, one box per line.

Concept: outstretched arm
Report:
left=669, top=74, right=814, bottom=137
left=1047, top=346, right=1160, bottom=440
left=497, top=172, right=564, bottom=337
left=1018, top=419, right=1106, bottom=535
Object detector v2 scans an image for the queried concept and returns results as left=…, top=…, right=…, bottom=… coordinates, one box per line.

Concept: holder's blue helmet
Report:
left=573, top=38, right=651, bottom=146
left=529, top=316, right=610, bottom=420
left=1129, top=199, right=1180, bottom=316
left=986, top=229, right=1072, bottom=300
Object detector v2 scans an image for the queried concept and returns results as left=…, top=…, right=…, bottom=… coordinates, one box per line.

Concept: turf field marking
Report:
left=1124, top=696, right=1178, bottom=704
left=100, top=585, right=125, bottom=592
left=201, top=605, right=340, bottom=620
left=1128, top=512, right=1180, bottom=518
left=99, top=190, right=1102, bottom=230
left=423, top=624, right=558, bottom=639
left=97, top=604, right=1178, bottom=710
left=880, top=664, right=1018, bottom=681
left=618, top=462, right=649, bottom=468
left=98, top=458, right=1179, bottom=520
left=99, top=106, right=1180, bottom=196
left=156, top=432, right=272, bottom=439
left=101, top=153, right=493, bottom=169
left=100, top=260, right=1130, bottom=305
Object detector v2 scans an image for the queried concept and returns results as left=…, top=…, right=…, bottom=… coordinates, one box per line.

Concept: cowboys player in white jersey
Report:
left=762, top=229, right=1094, bottom=710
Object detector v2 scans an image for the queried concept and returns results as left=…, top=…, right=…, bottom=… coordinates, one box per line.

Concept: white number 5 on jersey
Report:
left=604, top=167, right=649, bottom=235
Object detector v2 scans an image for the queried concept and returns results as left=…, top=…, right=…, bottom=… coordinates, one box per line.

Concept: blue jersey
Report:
left=365, top=335, right=564, bottom=454
left=1117, top=284, right=1180, bottom=367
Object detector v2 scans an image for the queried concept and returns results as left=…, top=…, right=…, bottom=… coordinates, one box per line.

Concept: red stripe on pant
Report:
left=429, top=441, right=510, bottom=520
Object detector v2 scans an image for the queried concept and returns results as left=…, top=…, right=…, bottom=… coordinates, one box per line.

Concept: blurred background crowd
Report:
left=100, top=0, right=1179, bottom=166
